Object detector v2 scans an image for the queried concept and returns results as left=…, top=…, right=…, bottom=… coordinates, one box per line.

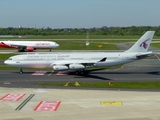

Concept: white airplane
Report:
left=0, top=41, right=59, bottom=52
left=4, top=31, right=155, bottom=74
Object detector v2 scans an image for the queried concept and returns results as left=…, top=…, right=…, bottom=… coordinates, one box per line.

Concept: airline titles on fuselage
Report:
left=26, top=54, right=70, bottom=58
left=27, top=55, right=40, bottom=58
left=35, top=43, right=50, bottom=46
left=58, top=55, right=70, bottom=57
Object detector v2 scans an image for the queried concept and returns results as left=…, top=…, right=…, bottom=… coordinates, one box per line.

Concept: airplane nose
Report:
left=4, top=60, right=8, bottom=65
left=4, top=60, right=12, bottom=65
left=56, top=43, right=59, bottom=47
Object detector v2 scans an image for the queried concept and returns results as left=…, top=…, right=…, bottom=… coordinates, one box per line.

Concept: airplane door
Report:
left=15, top=58, right=22, bottom=68
left=118, top=54, right=124, bottom=60
left=16, top=58, right=21, bottom=64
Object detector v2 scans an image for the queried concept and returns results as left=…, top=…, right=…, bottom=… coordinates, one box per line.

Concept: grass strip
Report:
left=151, top=43, right=160, bottom=48
left=0, top=43, right=119, bottom=50
left=55, top=43, right=119, bottom=50
left=37, top=81, right=160, bottom=89
left=0, top=54, right=18, bottom=60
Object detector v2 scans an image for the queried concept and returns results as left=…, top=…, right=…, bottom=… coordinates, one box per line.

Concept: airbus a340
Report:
left=4, top=31, right=155, bottom=74
left=0, top=41, right=59, bottom=52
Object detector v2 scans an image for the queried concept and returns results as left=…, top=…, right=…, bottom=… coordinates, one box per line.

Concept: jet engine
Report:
left=69, top=64, right=85, bottom=70
left=53, top=65, right=68, bottom=71
left=27, top=46, right=35, bottom=52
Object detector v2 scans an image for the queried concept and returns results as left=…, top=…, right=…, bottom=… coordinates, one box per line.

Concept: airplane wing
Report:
left=51, top=58, right=107, bottom=71
left=136, top=51, right=153, bottom=59
left=51, top=57, right=107, bottom=66
left=51, top=60, right=96, bottom=66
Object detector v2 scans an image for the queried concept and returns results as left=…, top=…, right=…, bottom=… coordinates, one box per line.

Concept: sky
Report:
left=0, top=0, right=160, bottom=28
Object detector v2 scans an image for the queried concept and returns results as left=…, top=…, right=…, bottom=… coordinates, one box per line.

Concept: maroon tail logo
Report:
left=140, top=39, right=150, bottom=49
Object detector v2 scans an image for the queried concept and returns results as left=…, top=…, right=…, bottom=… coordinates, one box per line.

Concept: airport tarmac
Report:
left=0, top=58, right=160, bottom=88
left=0, top=87, right=160, bottom=120
left=0, top=59, right=160, bottom=120
left=0, top=50, right=160, bottom=120
left=1, top=66, right=160, bottom=89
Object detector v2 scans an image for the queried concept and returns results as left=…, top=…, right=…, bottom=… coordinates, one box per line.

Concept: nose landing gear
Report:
left=19, top=68, right=23, bottom=73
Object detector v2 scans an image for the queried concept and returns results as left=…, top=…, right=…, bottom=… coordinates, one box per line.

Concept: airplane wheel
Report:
left=18, top=49, right=25, bottom=52
left=80, top=71, right=84, bottom=75
left=76, top=70, right=84, bottom=75
left=19, top=68, right=23, bottom=73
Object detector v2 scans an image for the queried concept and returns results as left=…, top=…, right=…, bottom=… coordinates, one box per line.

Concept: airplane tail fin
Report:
left=125, top=31, right=155, bottom=52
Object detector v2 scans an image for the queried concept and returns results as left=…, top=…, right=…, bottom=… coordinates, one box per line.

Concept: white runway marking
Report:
left=31, top=71, right=47, bottom=76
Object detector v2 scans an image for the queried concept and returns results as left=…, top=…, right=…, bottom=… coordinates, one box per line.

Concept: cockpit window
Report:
left=8, top=58, right=12, bottom=60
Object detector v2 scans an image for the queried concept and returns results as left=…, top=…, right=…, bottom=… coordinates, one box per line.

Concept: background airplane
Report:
left=4, top=31, right=155, bottom=74
left=0, top=41, right=59, bottom=52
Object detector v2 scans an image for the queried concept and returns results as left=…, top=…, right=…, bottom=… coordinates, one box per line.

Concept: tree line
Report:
left=0, top=26, right=160, bottom=36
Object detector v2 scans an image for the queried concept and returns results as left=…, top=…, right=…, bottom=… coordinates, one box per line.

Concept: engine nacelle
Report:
left=27, top=46, right=34, bottom=52
left=53, top=65, right=68, bottom=71
left=69, top=64, right=85, bottom=70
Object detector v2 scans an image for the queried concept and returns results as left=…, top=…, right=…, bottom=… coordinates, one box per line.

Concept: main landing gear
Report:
left=75, top=70, right=85, bottom=75
left=19, top=68, right=23, bottom=73
left=18, top=48, right=25, bottom=52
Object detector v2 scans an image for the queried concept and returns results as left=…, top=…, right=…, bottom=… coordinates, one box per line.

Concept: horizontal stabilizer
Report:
left=136, top=51, right=153, bottom=59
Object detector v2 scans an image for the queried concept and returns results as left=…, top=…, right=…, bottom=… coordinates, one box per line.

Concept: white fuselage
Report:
left=3, top=31, right=155, bottom=72
left=0, top=41, right=59, bottom=48
left=4, top=52, right=138, bottom=69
